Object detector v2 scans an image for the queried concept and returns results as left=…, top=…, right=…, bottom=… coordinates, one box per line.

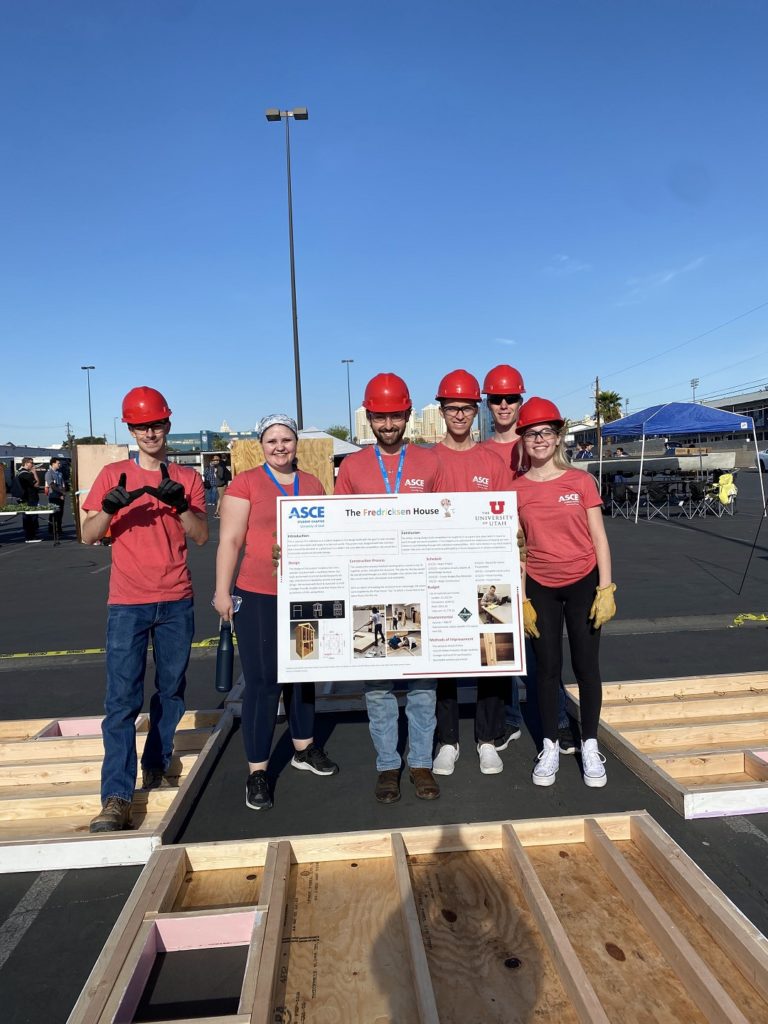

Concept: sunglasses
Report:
left=488, top=394, right=522, bottom=406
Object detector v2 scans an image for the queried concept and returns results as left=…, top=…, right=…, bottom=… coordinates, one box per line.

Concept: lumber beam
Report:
left=248, top=840, right=291, bottom=1024
left=390, top=832, right=440, bottom=1024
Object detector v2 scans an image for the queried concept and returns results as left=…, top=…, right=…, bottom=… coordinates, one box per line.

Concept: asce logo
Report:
left=558, top=493, right=580, bottom=505
left=288, top=505, right=326, bottom=520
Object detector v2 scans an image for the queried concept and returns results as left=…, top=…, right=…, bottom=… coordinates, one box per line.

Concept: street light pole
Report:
left=113, top=417, right=119, bottom=444
left=341, top=359, right=354, bottom=440
left=690, top=377, right=700, bottom=403
left=266, top=107, right=309, bottom=430
left=81, top=366, right=95, bottom=437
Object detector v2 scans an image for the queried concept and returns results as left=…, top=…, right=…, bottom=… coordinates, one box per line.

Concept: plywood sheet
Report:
left=73, top=444, right=129, bottom=541
left=230, top=437, right=334, bottom=493
left=0, top=709, right=233, bottom=872
left=68, top=813, right=768, bottom=1024
left=567, top=672, right=768, bottom=818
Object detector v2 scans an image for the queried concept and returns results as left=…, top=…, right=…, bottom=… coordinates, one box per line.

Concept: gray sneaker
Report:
left=90, top=796, right=132, bottom=833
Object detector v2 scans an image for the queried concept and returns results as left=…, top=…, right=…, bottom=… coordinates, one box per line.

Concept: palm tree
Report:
left=597, top=390, right=623, bottom=424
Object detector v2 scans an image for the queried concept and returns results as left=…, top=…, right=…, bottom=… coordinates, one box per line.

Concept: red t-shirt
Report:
left=227, top=467, right=325, bottom=596
left=334, top=444, right=439, bottom=494
left=433, top=443, right=514, bottom=492
left=83, top=460, right=206, bottom=605
left=481, top=436, right=523, bottom=475
left=511, top=469, right=602, bottom=587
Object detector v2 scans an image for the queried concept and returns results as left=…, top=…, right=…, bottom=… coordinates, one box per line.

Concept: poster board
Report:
left=277, top=491, right=525, bottom=683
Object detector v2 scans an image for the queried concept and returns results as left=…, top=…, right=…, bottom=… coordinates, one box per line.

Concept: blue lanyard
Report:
left=263, top=464, right=299, bottom=496
left=374, top=444, right=406, bottom=494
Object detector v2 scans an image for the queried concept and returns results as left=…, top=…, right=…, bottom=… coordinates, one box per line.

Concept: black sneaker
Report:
left=494, top=725, right=522, bottom=751
left=245, top=770, right=273, bottom=810
left=141, top=768, right=168, bottom=790
left=558, top=722, right=577, bottom=754
left=291, top=744, right=339, bottom=776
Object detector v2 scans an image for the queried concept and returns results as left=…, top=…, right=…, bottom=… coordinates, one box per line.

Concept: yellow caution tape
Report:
left=731, top=613, right=768, bottom=628
left=0, top=636, right=234, bottom=660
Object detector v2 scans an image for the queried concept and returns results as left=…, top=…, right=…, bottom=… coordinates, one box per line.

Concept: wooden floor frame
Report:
left=0, top=709, right=233, bottom=872
left=567, top=671, right=768, bottom=818
left=68, top=811, right=768, bottom=1024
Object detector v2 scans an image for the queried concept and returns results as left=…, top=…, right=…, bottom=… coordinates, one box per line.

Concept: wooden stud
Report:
left=248, top=840, right=292, bottom=1024
left=583, top=818, right=750, bottom=1024
left=630, top=814, right=768, bottom=1005
left=390, top=833, right=440, bottom=1024
left=501, top=823, right=610, bottom=1024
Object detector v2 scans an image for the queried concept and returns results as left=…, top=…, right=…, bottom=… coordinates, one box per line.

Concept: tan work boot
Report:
left=90, top=796, right=132, bottom=833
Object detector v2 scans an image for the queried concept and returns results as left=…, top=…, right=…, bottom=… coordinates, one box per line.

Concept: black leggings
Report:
left=436, top=677, right=506, bottom=745
left=526, top=568, right=602, bottom=743
left=234, top=588, right=315, bottom=764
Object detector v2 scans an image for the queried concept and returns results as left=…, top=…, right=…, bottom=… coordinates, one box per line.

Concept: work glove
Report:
left=101, top=474, right=147, bottom=515
left=146, top=463, right=189, bottom=514
left=522, top=598, right=540, bottom=639
left=271, top=534, right=281, bottom=577
left=516, top=526, right=527, bottom=563
left=589, top=583, right=617, bottom=629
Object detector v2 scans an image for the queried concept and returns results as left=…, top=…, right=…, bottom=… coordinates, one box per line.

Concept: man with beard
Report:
left=335, top=373, right=440, bottom=804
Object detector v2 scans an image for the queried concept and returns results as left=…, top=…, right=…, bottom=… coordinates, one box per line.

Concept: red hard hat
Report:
left=435, top=369, right=481, bottom=402
left=121, top=386, right=172, bottom=424
left=482, top=364, right=525, bottom=395
left=516, top=397, right=564, bottom=433
left=362, top=373, right=412, bottom=413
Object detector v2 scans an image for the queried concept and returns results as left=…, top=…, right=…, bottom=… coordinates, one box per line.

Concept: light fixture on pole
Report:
left=266, top=106, right=309, bottom=430
left=690, top=377, right=700, bottom=403
left=113, top=417, right=119, bottom=444
left=341, top=359, right=354, bottom=440
left=81, top=366, right=95, bottom=437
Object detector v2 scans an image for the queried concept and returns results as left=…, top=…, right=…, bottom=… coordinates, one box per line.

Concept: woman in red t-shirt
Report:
left=213, top=414, right=339, bottom=811
left=510, top=399, right=616, bottom=789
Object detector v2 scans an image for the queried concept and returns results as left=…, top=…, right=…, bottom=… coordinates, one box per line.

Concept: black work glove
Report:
left=145, top=463, right=189, bottom=514
left=101, top=474, right=147, bottom=515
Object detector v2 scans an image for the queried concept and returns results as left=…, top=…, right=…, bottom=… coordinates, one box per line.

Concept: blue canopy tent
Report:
left=600, top=402, right=765, bottom=522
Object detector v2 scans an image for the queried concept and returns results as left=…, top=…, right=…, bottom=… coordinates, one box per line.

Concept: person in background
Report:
left=16, top=458, right=41, bottom=543
left=83, top=386, right=208, bottom=832
left=335, top=372, right=440, bottom=804
left=432, top=369, right=512, bottom=778
left=211, top=454, right=232, bottom=517
left=371, top=607, right=385, bottom=647
left=511, top=398, right=616, bottom=789
left=615, top=447, right=629, bottom=457
left=45, top=456, right=66, bottom=544
left=214, top=413, right=338, bottom=812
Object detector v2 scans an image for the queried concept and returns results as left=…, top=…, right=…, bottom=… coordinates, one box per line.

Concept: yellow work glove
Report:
left=516, top=526, right=527, bottom=564
left=522, top=599, right=540, bottom=639
left=589, top=583, right=617, bottom=629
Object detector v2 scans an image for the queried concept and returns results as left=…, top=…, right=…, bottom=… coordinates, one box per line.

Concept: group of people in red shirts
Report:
left=85, top=371, right=616, bottom=831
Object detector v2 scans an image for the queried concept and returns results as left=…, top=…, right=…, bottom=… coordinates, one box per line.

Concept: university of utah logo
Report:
left=489, top=500, right=506, bottom=515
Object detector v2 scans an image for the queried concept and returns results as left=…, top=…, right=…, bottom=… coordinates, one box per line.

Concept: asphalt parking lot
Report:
left=1, top=472, right=767, bottom=1023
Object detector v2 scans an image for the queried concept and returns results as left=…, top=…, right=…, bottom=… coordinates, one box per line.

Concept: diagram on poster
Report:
left=277, top=492, right=525, bottom=683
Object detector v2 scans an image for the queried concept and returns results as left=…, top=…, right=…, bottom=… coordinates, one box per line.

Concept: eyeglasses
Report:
left=130, top=419, right=170, bottom=434
left=369, top=412, right=407, bottom=424
left=488, top=394, right=522, bottom=406
left=522, top=428, right=559, bottom=441
left=441, top=405, right=477, bottom=418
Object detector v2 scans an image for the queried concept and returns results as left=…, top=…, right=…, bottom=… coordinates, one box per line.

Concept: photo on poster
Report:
left=477, top=584, right=513, bottom=625
left=385, top=602, right=421, bottom=631
left=386, top=630, right=422, bottom=657
left=289, top=599, right=345, bottom=621
left=291, top=620, right=319, bottom=661
left=479, top=631, right=515, bottom=667
left=352, top=605, right=386, bottom=660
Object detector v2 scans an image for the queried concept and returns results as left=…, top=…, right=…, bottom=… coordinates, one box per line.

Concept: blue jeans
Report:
left=365, top=681, right=436, bottom=771
left=506, top=639, right=568, bottom=730
left=101, top=599, right=194, bottom=802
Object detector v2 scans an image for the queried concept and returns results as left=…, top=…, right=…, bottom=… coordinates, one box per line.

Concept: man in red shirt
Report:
left=335, top=373, right=440, bottom=804
left=432, top=370, right=513, bottom=777
left=480, top=363, right=526, bottom=475
left=83, top=386, right=208, bottom=832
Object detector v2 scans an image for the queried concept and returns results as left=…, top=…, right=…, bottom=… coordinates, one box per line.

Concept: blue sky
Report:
left=2, top=0, right=767, bottom=445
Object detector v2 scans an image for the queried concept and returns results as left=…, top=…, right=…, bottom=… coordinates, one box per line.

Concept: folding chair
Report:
left=678, top=483, right=707, bottom=519
left=610, top=483, right=631, bottom=519
left=645, top=485, right=670, bottom=520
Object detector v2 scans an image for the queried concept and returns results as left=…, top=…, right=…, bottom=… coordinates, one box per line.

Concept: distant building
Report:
left=703, top=389, right=768, bottom=443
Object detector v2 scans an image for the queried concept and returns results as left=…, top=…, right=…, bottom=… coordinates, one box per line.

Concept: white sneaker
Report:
left=477, top=742, right=504, bottom=775
left=532, top=738, right=559, bottom=787
left=581, top=739, right=607, bottom=787
left=432, top=743, right=459, bottom=776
